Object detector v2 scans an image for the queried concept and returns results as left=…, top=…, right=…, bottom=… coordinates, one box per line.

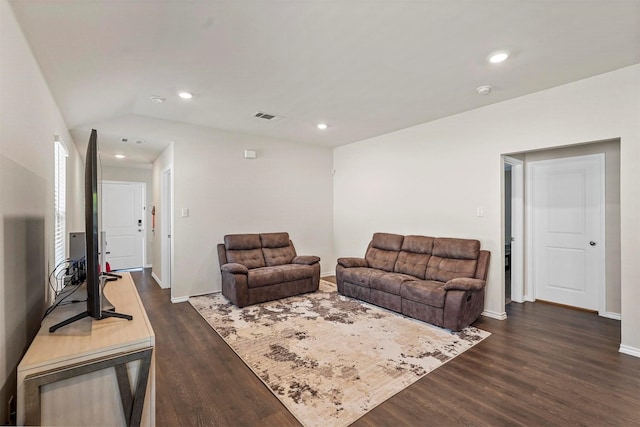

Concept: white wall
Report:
left=101, top=165, right=154, bottom=267
left=0, top=0, right=82, bottom=420
left=170, top=126, right=334, bottom=300
left=334, top=65, right=640, bottom=354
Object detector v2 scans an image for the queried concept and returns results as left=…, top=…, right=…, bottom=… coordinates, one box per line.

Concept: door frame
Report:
left=526, top=153, right=606, bottom=314
left=100, top=180, right=146, bottom=269
left=160, top=167, right=173, bottom=289
left=503, top=156, right=524, bottom=304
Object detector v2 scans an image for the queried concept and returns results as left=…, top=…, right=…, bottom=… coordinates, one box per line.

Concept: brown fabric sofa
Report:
left=336, top=233, right=490, bottom=331
left=217, top=232, right=321, bottom=307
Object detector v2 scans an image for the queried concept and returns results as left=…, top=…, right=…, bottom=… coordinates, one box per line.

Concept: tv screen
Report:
left=48, top=129, right=132, bottom=333
left=85, top=128, right=101, bottom=318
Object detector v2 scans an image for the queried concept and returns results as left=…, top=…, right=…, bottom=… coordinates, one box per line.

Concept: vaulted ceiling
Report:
left=10, top=0, right=640, bottom=166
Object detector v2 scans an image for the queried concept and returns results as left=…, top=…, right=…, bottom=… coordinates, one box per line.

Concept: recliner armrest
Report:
left=221, top=263, right=249, bottom=275
left=444, top=277, right=485, bottom=291
left=337, top=257, right=368, bottom=268
left=292, top=255, right=321, bottom=265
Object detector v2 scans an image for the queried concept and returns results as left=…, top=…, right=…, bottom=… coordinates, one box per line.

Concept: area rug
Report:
left=189, top=280, right=490, bottom=427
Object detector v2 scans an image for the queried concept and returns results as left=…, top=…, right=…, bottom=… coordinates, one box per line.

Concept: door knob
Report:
left=589, top=241, right=596, bottom=246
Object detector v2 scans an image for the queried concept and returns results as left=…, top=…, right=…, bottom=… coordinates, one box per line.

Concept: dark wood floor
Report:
left=130, top=269, right=640, bottom=426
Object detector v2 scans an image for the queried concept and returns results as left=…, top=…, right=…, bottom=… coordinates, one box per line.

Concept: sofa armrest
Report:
left=292, top=255, right=321, bottom=265
left=221, top=263, right=249, bottom=275
left=444, top=277, right=486, bottom=291
left=337, top=257, right=368, bottom=268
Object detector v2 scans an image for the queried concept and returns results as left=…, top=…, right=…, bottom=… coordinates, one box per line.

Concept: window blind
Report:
left=54, top=140, right=68, bottom=270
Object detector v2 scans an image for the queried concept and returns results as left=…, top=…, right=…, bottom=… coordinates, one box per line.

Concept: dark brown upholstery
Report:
left=394, top=235, right=433, bottom=279
left=365, top=232, right=404, bottom=271
left=218, top=232, right=320, bottom=307
left=336, top=233, right=490, bottom=331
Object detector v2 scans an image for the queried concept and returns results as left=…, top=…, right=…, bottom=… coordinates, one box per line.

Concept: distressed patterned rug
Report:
left=189, top=280, right=490, bottom=427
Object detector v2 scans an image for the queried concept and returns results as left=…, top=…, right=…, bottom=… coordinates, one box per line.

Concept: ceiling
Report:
left=10, top=0, right=640, bottom=167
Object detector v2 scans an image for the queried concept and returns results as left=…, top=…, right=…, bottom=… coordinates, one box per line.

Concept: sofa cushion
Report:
left=370, top=273, right=416, bottom=294
left=432, top=237, right=480, bottom=260
left=226, top=248, right=266, bottom=269
left=425, top=238, right=479, bottom=282
left=263, top=246, right=296, bottom=266
left=394, top=235, right=434, bottom=279
left=426, top=257, right=478, bottom=282
left=225, top=234, right=262, bottom=250
left=340, top=267, right=384, bottom=288
left=279, top=264, right=315, bottom=282
left=224, top=234, right=266, bottom=269
left=370, top=232, right=404, bottom=251
left=259, top=232, right=296, bottom=266
left=260, top=232, right=290, bottom=248
left=365, top=233, right=404, bottom=272
left=401, top=280, right=447, bottom=308
left=247, top=266, right=284, bottom=288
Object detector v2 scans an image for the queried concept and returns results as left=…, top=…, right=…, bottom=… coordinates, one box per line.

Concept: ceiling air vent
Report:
left=253, top=111, right=283, bottom=121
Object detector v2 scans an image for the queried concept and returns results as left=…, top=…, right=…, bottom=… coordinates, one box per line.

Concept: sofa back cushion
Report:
left=365, top=233, right=404, bottom=272
left=224, top=234, right=266, bottom=269
left=425, top=238, right=480, bottom=282
left=260, top=232, right=296, bottom=266
left=394, top=235, right=434, bottom=279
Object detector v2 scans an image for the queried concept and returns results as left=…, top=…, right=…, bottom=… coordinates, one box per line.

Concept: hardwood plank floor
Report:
left=130, top=270, right=640, bottom=426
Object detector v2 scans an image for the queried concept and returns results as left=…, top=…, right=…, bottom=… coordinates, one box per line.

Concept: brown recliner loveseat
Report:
left=217, top=232, right=321, bottom=307
left=336, top=233, right=490, bottom=331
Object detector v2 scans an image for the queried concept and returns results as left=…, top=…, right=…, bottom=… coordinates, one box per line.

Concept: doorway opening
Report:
left=501, top=139, right=620, bottom=319
left=160, top=168, right=172, bottom=289
left=503, top=156, right=524, bottom=307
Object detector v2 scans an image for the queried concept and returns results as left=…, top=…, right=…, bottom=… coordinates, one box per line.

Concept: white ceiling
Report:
left=10, top=0, right=640, bottom=167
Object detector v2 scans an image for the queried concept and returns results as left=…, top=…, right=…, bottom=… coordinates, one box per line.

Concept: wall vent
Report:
left=253, top=111, right=283, bottom=121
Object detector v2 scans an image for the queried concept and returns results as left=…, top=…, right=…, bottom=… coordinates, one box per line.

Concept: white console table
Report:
left=17, top=272, right=155, bottom=426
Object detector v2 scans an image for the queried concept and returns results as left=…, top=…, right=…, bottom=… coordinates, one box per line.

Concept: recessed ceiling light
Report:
left=149, top=95, right=166, bottom=103
left=488, top=51, right=509, bottom=64
left=115, top=154, right=126, bottom=159
left=317, top=123, right=328, bottom=130
left=178, top=91, right=194, bottom=99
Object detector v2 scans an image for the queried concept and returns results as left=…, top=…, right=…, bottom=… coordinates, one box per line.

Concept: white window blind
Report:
left=54, top=139, right=68, bottom=269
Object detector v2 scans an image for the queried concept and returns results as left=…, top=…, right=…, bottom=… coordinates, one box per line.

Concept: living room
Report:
left=1, top=0, right=639, bottom=425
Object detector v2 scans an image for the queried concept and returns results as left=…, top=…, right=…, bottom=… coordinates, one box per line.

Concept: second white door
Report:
left=529, top=154, right=604, bottom=311
left=101, top=182, right=145, bottom=270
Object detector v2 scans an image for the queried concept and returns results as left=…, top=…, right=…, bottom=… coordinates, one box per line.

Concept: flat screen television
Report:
left=49, top=129, right=132, bottom=332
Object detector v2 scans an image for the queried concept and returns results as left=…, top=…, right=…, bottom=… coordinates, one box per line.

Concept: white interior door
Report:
left=101, top=182, right=145, bottom=270
left=529, top=154, right=604, bottom=311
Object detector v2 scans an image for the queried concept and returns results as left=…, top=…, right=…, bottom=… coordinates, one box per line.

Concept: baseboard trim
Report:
left=144, top=263, right=152, bottom=268
left=151, top=271, right=169, bottom=289
left=601, top=311, right=621, bottom=320
left=619, top=344, right=640, bottom=358
left=171, top=296, right=189, bottom=304
left=321, top=272, right=334, bottom=277
left=482, top=310, right=507, bottom=320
